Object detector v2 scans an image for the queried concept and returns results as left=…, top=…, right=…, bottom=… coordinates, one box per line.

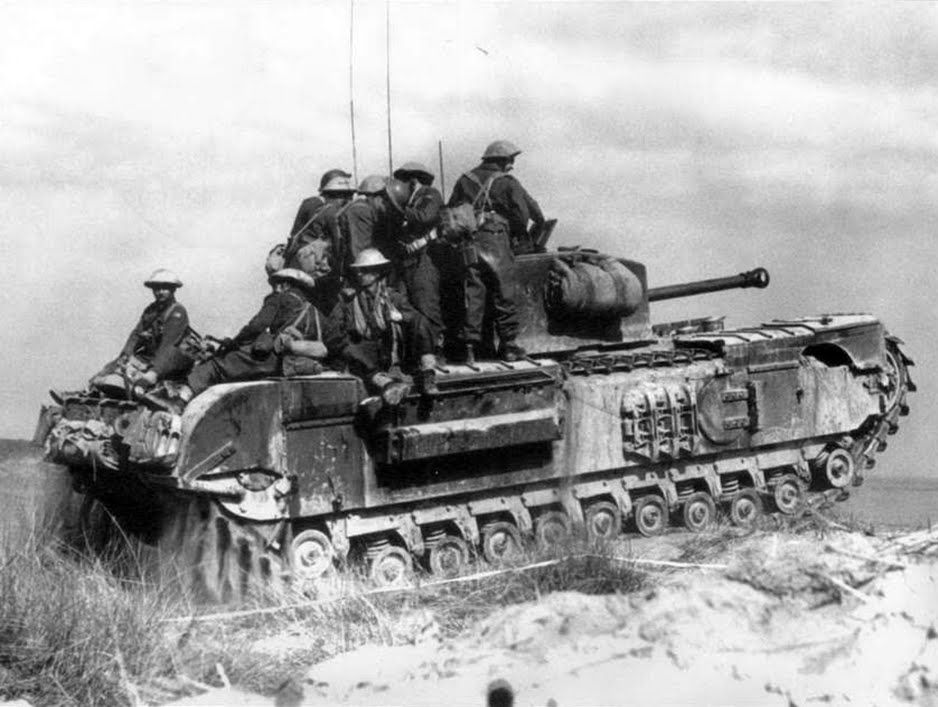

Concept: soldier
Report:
left=324, top=248, right=438, bottom=402
left=335, top=174, right=389, bottom=281
left=89, top=269, right=193, bottom=395
left=171, top=269, right=325, bottom=408
left=447, top=140, right=541, bottom=362
left=383, top=169, right=446, bottom=353
left=448, top=140, right=545, bottom=254
left=288, top=168, right=351, bottom=242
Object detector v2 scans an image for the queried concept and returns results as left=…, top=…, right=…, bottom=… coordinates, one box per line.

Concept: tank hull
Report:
left=42, top=313, right=913, bottom=597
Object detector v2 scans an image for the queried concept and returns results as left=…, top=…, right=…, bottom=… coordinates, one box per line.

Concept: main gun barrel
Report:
left=648, top=267, right=770, bottom=303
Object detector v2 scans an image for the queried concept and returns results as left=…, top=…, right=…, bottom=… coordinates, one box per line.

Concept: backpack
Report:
left=438, top=171, right=505, bottom=243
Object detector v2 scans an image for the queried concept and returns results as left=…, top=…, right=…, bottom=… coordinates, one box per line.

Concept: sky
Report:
left=0, top=1, right=935, bottom=477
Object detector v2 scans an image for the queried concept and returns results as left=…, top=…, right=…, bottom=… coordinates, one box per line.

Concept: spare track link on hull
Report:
left=162, top=342, right=914, bottom=600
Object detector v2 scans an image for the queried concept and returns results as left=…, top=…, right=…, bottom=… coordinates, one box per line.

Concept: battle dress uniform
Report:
left=335, top=175, right=390, bottom=281
left=448, top=143, right=541, bottom=360
left=185, top=272, right=322, bottom=396
left=90, top=269, right=193, bottom=393
left=118, top=297, right=191, bottom=379
left=385, top=176, right=446, bottom=350
left=323, top=249, right=437, bottom=399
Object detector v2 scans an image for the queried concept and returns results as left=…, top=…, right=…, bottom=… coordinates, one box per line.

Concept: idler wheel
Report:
left=681, top=492, right=716, bottom=532
left=290, top=529, right=335, bottom=580
left=632, top=495, right=669, bottom=537
left=368, top=546, right=413, bottom=587
left=584, top=501, right=622, bottom=541
left=428, top=535, right=472, bottom=577
left=534, top=511, right=572, bottom=550
left=728, top=489, right=762, bottom=528
left=824, top=449, right=855, bottom=489
left=480, top=521, right=523, bottom=564
left=772, top=476, right=804, bottom=515
left=881, top=348, right=905, bottom=413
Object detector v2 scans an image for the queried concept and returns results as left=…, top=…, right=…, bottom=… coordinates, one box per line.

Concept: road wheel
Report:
left=772, top=475, right=804, bottom=515
left=427, top=535, right=471, bottom=577
left=681, top=492, right=716, bottom=532
left=534, top=511, right=572, bottom=551
left=290, top=529, right=335, bottom=580
left=584, top=501, right=622, bottom=541
left=729, top=489, right=762, bottom=528
left=632, top=495, right=669, bottom=537
left=368, top=546, right=413, bottom=587
left=480, top=521, right=523, bottom=564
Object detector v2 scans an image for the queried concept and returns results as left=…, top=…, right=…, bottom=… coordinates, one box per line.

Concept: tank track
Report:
left=161, top=341, right=914, bottom=603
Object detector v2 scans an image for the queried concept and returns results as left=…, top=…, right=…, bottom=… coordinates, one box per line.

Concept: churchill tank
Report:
left=36, top=246, right=914, bottom=598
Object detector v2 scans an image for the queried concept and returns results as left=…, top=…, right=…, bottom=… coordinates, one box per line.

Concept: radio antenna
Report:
left=348, top=0, right=358, bottom=184
left=385, top=0, right=393, bottom=174
left=438, top=139, right=446, bottom=196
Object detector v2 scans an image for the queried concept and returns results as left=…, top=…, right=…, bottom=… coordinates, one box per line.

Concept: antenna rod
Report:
left=385, top=0, right=393, bottom=174
left=438, top=139, right=445, bottom=197
left=348, top=0, right=358, bottom=184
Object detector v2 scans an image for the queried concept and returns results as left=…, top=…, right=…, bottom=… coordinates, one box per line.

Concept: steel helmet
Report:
left=393, top=161, right=433, bottom=182
left=481, top=140, right=522, bottom=161
left=383, top=178, right=412, bottom=213
left=269, top=268, right=316, bottom=291
left=320, top=174, right=355, bottom=194
left=318, top=168, right=351, bottom=191
left=357, top=174, right=388, bottom=195
left=349, top=248, right=391, bottom=269
left=144, top=269, right=183, bottom=289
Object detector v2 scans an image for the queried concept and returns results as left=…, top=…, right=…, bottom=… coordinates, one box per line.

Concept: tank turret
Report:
left=515, top=249, right=770, bottom=355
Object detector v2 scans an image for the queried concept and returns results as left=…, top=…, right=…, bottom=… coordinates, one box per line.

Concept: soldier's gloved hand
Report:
left=137, top=369, right=159, bottom=389
left=382, top=381, right=411, bottom=406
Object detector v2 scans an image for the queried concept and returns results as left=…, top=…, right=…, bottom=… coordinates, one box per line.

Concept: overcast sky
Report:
left=1, top=2, right=934, bottom=476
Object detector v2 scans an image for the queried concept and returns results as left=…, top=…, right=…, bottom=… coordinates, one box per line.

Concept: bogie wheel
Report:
left=290, top=529, right=335, bottom=580
left=772, top=475, right=804, bottom=515
left=728, top=489, right=763, bottom=528
left=584, top=501, right=622, bottom=542
left=368, top=546, right=413, bottom=587
left=632, top=495, right=669, bottom=537
left=428, top=535, right=472, bottom=577
left=480, top=521, right=523, bottom=565
left=681, top=492, right=716, bottom=532
left=824, top=449, right=855, bottom=489
left=534, top=511, right=572, bottom=551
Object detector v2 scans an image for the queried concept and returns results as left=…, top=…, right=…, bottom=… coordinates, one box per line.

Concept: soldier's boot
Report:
left=417, top=354, right=439, bottom=397
left=498, top=341, right=527, bottom=363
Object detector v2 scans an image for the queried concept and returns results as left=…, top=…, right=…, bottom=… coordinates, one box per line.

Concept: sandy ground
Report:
left=172, top=529, right=938, bottom=707
left=3, top=442, right=936, bottom=706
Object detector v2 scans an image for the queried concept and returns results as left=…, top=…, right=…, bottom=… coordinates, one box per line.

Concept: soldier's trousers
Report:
left=396, top=245, right=444, bottom=349
left=463, top=228, right=521, bottom=347
left=187, top=348, right=279, bottom=395
left=343, top=315, right=436, bottom=385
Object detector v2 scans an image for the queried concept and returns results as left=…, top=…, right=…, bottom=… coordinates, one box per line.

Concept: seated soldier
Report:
left=323, top=248, right=438, bottom=402
left=88, top=269, right=193, bottom=397
left=170, top=268, right=326, bottom=409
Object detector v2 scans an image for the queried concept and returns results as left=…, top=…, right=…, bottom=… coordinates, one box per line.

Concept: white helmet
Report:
left=144, top=269, right=183, bottom=288
left=269, top=268, right=316, bottom=290
left=349, top=248, right=391, bottom=269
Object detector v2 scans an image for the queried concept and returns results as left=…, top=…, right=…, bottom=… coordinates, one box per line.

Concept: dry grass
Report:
left=0, top=521, right=649, bottom=704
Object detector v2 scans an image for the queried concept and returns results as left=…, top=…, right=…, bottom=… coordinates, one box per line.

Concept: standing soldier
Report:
left=89, top=269, right=193, bottom=395
left=171, top=269, right=325, bottom=409
left=335, top=174, right=389, bottom=282
left=384, top=166, right=447, bottom=353
left=324, top=248, right=438, bottom=401
left=447, top=140, right=542, bottom=362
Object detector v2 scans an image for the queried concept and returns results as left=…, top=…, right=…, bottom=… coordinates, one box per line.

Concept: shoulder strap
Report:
left=471, top=171, right=505, bottom=212
left=161, top=301, right=184, bottom=323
